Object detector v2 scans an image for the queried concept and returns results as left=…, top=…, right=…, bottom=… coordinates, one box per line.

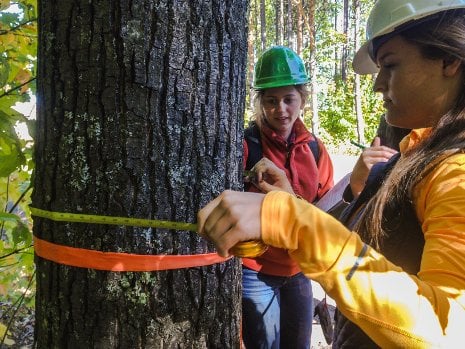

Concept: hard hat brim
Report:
left=352, top=41, right=379, bottom=75
left=253, top=77, right=309, bottom=90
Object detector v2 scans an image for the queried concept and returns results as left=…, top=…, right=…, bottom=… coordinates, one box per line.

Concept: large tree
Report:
left=32, top=0, right=248, bottom=347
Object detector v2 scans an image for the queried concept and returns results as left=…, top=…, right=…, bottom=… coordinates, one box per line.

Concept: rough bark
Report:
left=33, top=0, right=247, bottom=347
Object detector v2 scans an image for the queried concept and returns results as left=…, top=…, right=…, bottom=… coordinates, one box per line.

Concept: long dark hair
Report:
left=357, top=10, right=465, bottom=248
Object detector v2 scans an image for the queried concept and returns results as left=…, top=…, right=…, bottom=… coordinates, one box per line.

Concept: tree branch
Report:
left=0, top=77, right=36, bottom=98
left=0, top=18, right=37, bottom=35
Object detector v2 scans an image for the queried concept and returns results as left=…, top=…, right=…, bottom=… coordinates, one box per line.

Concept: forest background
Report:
left=0, top=0, right=381, bottom=346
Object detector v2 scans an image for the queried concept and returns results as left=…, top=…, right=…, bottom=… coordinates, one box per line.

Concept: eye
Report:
left=285, top=97, right=298, bottom=104
left=379, top=60, right=396, bottom=69
left=264, top=98, right=277, bottom=106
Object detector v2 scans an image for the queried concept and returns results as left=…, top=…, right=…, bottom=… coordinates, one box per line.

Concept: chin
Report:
left=385, top=113, right=413, bottom=129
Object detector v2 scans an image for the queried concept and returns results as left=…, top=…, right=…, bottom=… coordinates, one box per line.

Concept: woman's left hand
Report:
left=247, top=157, right=295, bottom=195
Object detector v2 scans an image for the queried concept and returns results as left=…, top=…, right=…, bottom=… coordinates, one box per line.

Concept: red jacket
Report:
left=242, top=118, right=334, bottom=276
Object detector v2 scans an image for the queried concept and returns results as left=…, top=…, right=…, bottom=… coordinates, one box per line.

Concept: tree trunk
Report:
left=306, top=0, right=319, bottom=135
left=260, top=0, right=267, bottom=50
left=286, top=0, right=293, bottom=47
left=33, top=0, right=247, bottom=347
left=341, top=0, right=350, bottom=81
left=279, top=0, right=285, bottom=45
left=295, top=0, right=303, bottom=55
left=353, top=0, right=365, bottom=144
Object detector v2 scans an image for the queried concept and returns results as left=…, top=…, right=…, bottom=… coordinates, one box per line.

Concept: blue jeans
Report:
left=242, top=267, right=313, bottom=349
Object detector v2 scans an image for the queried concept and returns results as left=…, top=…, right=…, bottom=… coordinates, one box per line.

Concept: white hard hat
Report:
left=353, top=0, right=465, bottom=74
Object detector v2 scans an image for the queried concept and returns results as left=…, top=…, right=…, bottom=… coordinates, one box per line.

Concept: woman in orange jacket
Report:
left=241, top=46, right=333, bottom=349
left=198, top=1, right=465, bottom=347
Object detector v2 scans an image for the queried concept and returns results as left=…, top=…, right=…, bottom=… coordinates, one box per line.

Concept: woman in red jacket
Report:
left=241, top=46, right=334, bottom=349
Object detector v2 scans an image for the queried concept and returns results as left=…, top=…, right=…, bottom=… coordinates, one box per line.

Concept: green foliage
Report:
left=0, top=0, right=36, bottom=345
left=318, top=74, right=383, bottom=147
left=246, top=0, right=384, bottom=154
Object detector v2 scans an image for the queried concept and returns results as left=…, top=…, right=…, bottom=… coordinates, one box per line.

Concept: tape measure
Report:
left=30, top=207, right=268, bottom=258
left=29, top=207, right=198, bottom=231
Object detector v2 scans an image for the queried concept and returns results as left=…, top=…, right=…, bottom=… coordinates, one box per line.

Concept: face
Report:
left=262, top=85, right=304, bottom=139
left=374, top=35, right=462, bottom=129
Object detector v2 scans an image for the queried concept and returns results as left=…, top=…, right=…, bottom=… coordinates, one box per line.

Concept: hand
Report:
left=197, top=190, right=265, bottom=257
left=248, top=157, right=295, bottom=195
left=350, top=137, right=398, bottom=198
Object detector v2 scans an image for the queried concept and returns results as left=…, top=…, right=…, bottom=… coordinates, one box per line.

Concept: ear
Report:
left=443, top=57, right=462, bottom=77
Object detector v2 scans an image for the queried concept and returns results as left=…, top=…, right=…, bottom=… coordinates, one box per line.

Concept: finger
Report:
left=197, top=194, right=224, bottom=236
left=371, top=136, right=381, bottom=147
left=202, top=194, right=238, bottom=243
left=255, top=180, right=275, bottom=193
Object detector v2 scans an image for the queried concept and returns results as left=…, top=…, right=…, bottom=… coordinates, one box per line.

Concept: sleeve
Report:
left=260, top=190, right=465, bottom=348
left=316, top=138, right=334, bottom=199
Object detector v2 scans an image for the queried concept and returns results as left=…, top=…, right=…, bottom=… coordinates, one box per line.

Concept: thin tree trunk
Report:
left=34, top=0, right=247, bottom=347
left=353, top=0, right=365, bottom=143
left=306, top=0, right=319, bottom=135
left=286, top=0, right=293, bottom=47
left=341, top=0, right=350, bottom=81
left=260, top=0, right=267, bottom=50
left=296, top=0, right=303, bottom=54
left=279, top=0, right=285, bottom=44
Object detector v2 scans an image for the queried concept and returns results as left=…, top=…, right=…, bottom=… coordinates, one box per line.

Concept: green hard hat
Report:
left=253, top=46, right=309, bottom=90
left=353, top=0, right=465, bottom=74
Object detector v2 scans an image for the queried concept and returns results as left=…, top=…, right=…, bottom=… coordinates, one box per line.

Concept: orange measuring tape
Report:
left=30, top=207, right=231, bottom=271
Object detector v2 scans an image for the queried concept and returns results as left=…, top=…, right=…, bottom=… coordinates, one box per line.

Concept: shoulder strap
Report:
left=244, top=123, right=262, bottom=170
left=308, top=136, right=320, bottom=165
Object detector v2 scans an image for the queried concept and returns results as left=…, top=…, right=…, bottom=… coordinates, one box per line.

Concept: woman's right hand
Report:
left=197, top=190, right=265, bottom=257
left=247, top=157, right=295, bottom=195
left=350, top=137, right=397, bottom=198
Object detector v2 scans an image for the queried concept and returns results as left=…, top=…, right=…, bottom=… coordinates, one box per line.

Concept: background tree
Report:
left=32, top=0, right=247, bottom=347
left=246, top=0, right=382, bottom=148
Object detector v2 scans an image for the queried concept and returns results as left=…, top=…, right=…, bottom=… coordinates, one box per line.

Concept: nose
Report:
left=277, top=100, right=286, bottom=111
left=373, top=69, right=386, bottom=93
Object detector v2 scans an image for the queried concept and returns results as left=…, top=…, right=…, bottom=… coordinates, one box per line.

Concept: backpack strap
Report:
left=244, top=122, right=320, bottom=170
left=309, top=136, right=320, bottom=166
left=244, top=123, right=262, bottom=170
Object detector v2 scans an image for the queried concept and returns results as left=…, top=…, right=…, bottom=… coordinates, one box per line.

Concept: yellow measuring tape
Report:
left=30, top=207, right=267, bottom=258
left=29, top=207, right=198, bottom=231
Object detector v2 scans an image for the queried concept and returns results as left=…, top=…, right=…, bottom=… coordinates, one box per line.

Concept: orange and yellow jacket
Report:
left=261, top=128, right=465, bottom=347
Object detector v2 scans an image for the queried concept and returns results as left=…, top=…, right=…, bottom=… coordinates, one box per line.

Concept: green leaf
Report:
left=0, top=136, right=23, bottom=176
left=12, top=221, right=30, bottom=246
left=0, top=211, right=19, bottom=222
left=0, top=56, right=10, bottom=87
